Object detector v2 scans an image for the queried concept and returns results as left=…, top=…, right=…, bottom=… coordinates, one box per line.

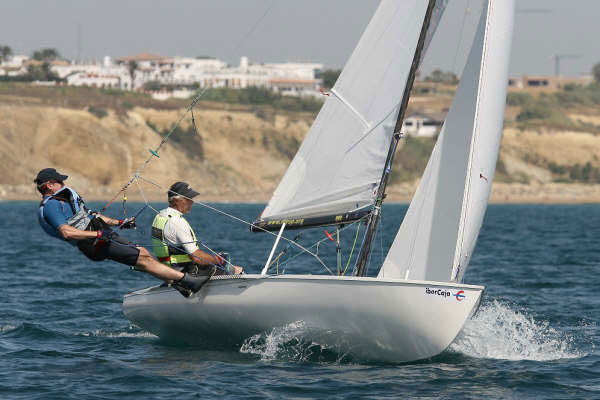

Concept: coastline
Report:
left=4, top=182, right=600, bottom=204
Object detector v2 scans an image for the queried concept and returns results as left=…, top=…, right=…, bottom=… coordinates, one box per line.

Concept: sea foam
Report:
left=450, top=300, right=587, bottom=361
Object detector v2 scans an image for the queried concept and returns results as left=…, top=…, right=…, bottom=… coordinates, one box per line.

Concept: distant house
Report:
left=402, top=112, right=444, bottom=137
left=508, top=75, right=593, bottom=92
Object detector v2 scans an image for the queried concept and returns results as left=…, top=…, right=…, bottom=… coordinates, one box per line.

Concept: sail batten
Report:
left=251, top=209, right=370, bottom=232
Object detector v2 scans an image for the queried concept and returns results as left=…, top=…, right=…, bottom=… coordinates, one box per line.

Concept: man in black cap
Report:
left=151, top=181, right=243, bottom=279
left=34, top=168, right=210, bottom=296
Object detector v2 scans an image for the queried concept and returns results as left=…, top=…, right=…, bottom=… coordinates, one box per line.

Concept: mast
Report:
left=354, top=0, right=438, bottom=277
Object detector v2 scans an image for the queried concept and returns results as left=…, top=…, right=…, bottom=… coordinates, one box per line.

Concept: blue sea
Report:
left=1, top=202, right=598, bottom=399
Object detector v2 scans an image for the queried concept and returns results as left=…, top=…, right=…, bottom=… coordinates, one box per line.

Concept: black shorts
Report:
left=76, top=217, right=140, bottom=266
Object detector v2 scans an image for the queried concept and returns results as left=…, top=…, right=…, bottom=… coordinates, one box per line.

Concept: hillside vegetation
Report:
left=2, top=83, right=600, bottom=203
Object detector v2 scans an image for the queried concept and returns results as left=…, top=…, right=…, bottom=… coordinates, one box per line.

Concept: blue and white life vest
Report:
left=38, top=186, right=90, bottom=241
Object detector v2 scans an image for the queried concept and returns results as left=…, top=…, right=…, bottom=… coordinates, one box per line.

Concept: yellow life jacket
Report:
left=151, top=212, right=197, bottom=269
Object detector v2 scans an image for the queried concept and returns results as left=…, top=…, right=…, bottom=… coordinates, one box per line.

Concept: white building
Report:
left=402, top=112, right=444, bottom=137
left=7, top=51, right=325, bottom=97
left=51, top=56, right=132, bottom=89
left=66, top=71, right=131, bottom=90
left=0, top=55, right=29, bottom=76
left=172, top=57, right=228, bottom=85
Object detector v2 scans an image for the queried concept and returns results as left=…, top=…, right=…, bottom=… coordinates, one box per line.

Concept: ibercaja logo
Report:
left=454, top=290, right=465, bottom=301
left=425, top=287, right=466, bottom=302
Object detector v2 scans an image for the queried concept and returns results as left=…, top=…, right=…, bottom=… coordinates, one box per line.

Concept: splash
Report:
left=450, top=300, right=586, bottom=361
left=239, top=321, right=351, bottom=363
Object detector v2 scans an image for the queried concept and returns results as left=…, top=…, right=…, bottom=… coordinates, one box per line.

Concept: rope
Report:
left=342, top=221, right=361, bottom=276
left=100, top=93, right=204, bottom=212
left=274, top=218, right=365, bottom=275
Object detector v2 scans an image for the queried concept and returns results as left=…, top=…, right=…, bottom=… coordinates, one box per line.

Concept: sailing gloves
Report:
left=96, top=228, right=115, bottom=241
left=215, top=253, right=227, bottom=266
left=118, top=217, right=136, bottom=229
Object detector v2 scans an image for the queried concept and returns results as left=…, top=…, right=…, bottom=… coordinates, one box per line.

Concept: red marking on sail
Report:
left=325, top=231, right=334, bottom=241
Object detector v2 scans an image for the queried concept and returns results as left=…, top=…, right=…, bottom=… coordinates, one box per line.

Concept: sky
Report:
left=1, top=0, right=599, bottom=78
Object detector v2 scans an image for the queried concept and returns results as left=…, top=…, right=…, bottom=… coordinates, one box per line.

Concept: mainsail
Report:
left=378, top=0, right=515, bottom=283
left=257, top=0, right=433, bottom=225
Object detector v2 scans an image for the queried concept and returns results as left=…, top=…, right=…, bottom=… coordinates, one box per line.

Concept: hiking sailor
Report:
left=34, top=168, right=209, bottom=296
left=152, top=181, right=243, bottom=276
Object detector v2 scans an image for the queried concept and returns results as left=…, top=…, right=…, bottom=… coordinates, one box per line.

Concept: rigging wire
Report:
left=274, top=219, right=365, bottom=274
left=99, top=92, right=207, bottom=213
left=230, top=0, right=277, bottom=54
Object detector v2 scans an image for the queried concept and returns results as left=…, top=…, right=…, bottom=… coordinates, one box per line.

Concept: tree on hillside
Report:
left=128, top=61, right=138, bottom=88
left=321, top=69, right=341, bottom=89
left=26, top=62, right=60, bottom=81
left=0, top=45, right=12, bottom=62
left=425, top=69, right=459, bottom=84
left=593, top=62, right=600, bottom=83
left=32, top=48, right=61, bottom=62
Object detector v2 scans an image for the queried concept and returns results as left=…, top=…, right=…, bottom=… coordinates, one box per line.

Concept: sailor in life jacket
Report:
left=34, top=168, right=212, bottom=297
left=151, top=181, right=243, bottom=275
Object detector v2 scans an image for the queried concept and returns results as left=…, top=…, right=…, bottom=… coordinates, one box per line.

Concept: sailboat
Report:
left=123, top=0, right=515, bottom=362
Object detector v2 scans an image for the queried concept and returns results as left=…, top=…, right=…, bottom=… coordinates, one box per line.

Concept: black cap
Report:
left=168, top=181, right=199, bottom=199
left=34, top=168, right=68, bottom=185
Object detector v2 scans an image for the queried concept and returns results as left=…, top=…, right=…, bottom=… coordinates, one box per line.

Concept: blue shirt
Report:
left=42, top=196, right=75, bottom=230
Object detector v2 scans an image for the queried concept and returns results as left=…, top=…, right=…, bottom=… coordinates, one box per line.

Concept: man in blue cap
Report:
left=34, top=168, right=210, bottom=297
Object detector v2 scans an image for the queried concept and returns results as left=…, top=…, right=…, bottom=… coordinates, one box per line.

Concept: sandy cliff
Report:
left=1, top=88, right=600, bottom=204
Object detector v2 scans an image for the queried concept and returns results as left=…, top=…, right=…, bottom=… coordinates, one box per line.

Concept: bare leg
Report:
left=135, top=247, right=184, bottom=282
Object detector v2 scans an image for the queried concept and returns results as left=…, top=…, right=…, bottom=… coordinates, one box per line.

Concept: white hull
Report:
left=123, top=275, right=483, bottom=362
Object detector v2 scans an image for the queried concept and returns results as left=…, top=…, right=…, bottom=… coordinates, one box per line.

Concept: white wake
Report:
left=0, top=325, right=17, bottom=333
left=240, top=321, right=351, bottom=363
left=450, top=300, right=588, bottom=361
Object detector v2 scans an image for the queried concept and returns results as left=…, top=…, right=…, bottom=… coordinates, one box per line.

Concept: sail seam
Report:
left=452, top=0, right=493, bottom=282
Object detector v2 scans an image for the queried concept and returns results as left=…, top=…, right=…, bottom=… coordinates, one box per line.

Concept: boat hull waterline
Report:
left=123, top=275, right=483, bottom=362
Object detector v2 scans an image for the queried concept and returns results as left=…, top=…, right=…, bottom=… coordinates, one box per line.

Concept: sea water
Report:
left=0, top=202, right=597, bottom=399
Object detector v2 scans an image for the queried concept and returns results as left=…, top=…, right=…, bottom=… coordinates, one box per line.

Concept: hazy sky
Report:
left=1, top=0, right=599, bottom=78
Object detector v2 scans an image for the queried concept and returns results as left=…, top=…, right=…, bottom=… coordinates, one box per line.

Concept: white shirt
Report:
left=158, top=207, right=199, bottom=254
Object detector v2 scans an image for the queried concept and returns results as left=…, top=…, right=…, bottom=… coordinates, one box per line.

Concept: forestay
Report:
left=258, top=0, right=432, bottom=222
left=378, top=0, right=515, bottom=283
